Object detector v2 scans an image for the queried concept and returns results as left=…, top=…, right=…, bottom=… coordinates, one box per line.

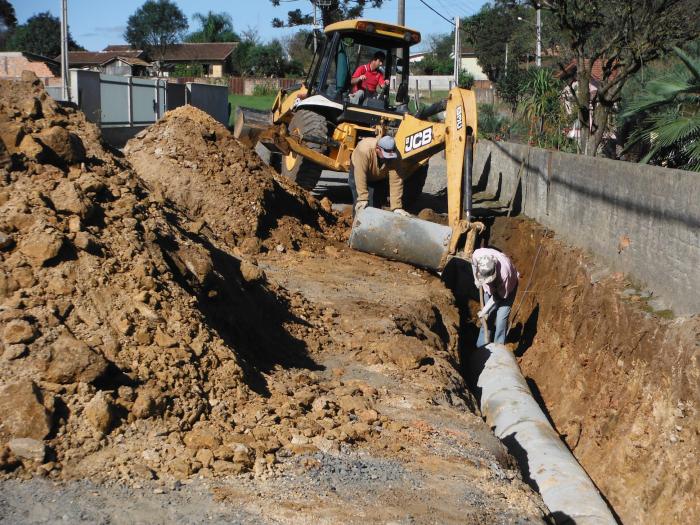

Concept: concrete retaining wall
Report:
left=474, top=140, right=700, bottom=315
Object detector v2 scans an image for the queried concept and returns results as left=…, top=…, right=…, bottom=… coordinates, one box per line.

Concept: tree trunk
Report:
left=590, top=103, right=610, bottom=157
left=575, top=56, right=595, bottom=155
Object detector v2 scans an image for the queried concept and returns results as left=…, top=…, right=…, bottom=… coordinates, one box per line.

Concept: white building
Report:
left=409, top=48, right=488, bottom=80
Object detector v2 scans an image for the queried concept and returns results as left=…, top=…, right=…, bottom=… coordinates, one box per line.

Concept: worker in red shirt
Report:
left=348, top=51, right=390, bottom=104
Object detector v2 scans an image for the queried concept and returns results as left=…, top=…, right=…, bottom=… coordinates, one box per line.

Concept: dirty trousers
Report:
left=477, top=290, right=515, bottom=346
left=349, top=164, right=388, bottom=210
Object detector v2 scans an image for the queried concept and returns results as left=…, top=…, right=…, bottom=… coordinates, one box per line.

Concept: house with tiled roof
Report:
left=101, top=55, right=152, bottom=77
left=157, top=42, right=238, bottom=77
left=56, top=42, right=238, bottom=78
left=557, top=58, right=620, bottom=140
left=557, top=58, right=620, bottom=89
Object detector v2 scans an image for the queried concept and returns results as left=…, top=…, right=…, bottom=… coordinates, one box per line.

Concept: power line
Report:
left=416, top=0, right=455, bottom=26
left=436, top=0, right=459, bottom=18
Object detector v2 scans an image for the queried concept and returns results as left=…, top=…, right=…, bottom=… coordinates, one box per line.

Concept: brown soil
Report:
left=490, top=216, right=700, bottom=524
left=123, top=105, right=344, bottom=254
left=0, top=76, right=546, bottom=522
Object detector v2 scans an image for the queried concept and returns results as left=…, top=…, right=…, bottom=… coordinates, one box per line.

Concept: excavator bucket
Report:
left=233, top=106, right=273, bottom=147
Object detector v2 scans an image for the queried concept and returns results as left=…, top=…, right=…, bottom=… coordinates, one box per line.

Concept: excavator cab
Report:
left=305, top=21, right=415, bottom=113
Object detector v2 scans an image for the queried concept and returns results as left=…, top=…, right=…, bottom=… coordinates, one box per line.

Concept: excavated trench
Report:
left=2, top=76, right=696, bottom=523
left=476, top=216, right=700, bottom=525
left=1, top=78, right=551, bottom=523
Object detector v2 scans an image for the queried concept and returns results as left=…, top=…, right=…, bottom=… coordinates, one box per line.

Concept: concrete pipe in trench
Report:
left=476, top=344, right=617, bottom=525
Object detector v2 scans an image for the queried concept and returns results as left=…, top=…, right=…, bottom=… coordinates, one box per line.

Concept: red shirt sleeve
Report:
left=351, top=65, right=365, bottom=79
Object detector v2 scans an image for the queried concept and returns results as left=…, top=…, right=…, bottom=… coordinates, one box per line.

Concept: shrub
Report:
left=171, top=62, right=205, bottom=77
left=459, top=69, right=475, bottom=89
left=252, top=83, right=278, bottom=97
left=478, top=103, right=510, bottom=140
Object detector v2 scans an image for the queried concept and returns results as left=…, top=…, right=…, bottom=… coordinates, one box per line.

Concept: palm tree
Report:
left=519, top=68, right=563, bottom=136
left=186, top=11, right=239, bottom=43
left=621, top=47, right=700, bottom=172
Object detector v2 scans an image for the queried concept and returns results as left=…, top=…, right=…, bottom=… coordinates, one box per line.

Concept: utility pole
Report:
left=397, top=0, right=405, bottom=62
left=60, top=0, right=70, bottom=101
left=536, top=5, right=542, bottom=67
left=504, top=42, right=508, bottom=77
left=313, top=1, right=317, bottom=52
left=453, top=16, right=460, bottom=86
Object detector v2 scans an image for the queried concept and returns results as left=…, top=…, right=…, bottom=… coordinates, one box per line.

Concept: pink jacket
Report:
left=472, top=248, right=519, bottom=299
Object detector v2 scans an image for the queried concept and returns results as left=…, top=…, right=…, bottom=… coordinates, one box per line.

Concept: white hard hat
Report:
left=473, top=254, right=497, bottom=287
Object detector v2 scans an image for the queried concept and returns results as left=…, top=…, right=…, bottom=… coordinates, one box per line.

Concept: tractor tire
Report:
left=403, top=164, right=428, bottom=210
left=281, top=109, right=328, bottom=191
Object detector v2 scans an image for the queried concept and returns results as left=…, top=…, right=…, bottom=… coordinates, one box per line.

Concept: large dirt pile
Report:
left=0, top=76, right=358, bottom=482
left=124, top=105, right=342, bottom=254
left=0, top=77, right=470, bottom=488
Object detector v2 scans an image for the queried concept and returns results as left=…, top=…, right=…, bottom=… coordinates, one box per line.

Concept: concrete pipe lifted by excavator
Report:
left=234, top=19, right=484, bottom=269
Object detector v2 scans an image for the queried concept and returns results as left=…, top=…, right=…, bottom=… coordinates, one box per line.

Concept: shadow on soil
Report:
left=157, top=208, right=323, bottom=396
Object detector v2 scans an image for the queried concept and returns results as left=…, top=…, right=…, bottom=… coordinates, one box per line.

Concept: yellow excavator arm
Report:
left=394, top=87, right=483, bottom=259
left=394, top=87, right=477, bottom=229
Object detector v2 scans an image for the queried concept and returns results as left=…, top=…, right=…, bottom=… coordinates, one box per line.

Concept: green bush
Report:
left=496, top=66, right=526, bottom=115
left=459, top=69, right=475, bottom=89
left=171, top=62, right=204, bottom=77
left=252, top=83, right=278, bottom=97
left=478, top=103, right=510, bottom=140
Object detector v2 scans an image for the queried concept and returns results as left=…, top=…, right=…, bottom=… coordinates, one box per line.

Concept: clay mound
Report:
left=0, top=77, right=389, bottom=484
left=0, top=76, right=329, bottom=481
left=124, top=105, right=341, bottom=253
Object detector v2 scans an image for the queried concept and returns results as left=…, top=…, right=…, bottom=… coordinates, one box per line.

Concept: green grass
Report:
left=228, top=94, right=275, bottom=126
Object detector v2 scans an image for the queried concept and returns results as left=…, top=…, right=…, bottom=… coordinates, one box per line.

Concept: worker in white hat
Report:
left=349, top=135, right=411, bottom=217
left=472, top=247, right=519, bottom=346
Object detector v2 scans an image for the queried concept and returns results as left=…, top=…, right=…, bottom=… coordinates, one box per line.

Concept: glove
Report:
left=355, top=200, right=369, bottom=213
left=482, top=297, right=496, bottom=315
left=393, top=208, right=411, bottom=217
left=477, top=297, right=496, bottom=320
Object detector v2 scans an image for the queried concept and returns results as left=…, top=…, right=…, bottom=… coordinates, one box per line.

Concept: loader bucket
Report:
left=349, top=207, right=453, bottom=271
left=233, top=106, right=273, bottom=147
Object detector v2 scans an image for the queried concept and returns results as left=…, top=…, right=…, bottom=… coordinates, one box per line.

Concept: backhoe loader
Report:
left=234, top=19, right=483, bottom=267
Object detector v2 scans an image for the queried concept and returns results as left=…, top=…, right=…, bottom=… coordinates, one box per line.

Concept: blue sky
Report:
left=13, top=0, right=487, bottom=52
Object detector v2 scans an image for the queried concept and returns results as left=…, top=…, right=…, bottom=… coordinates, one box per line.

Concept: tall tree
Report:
left=124, top=0, right=188, bottom=61
left=0, top=0, right=17, bottom=50
left=185, top=11, right=239, bottom=43
left=283, top=29, right=315, bottom=73
left=415, top=33, right=454, bottom=75
left=6, top=11, right=83, bottom=58
left=536, top=0, right=700, bottom=156
left=462, top=1, right=562, bottom=82
left=270, top=0, right=384, bottom=28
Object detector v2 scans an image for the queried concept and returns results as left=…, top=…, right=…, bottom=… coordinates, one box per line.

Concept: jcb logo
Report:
left=404, top=128, right=433, bottom=153
left=456, top=106, right=464, bottom=130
